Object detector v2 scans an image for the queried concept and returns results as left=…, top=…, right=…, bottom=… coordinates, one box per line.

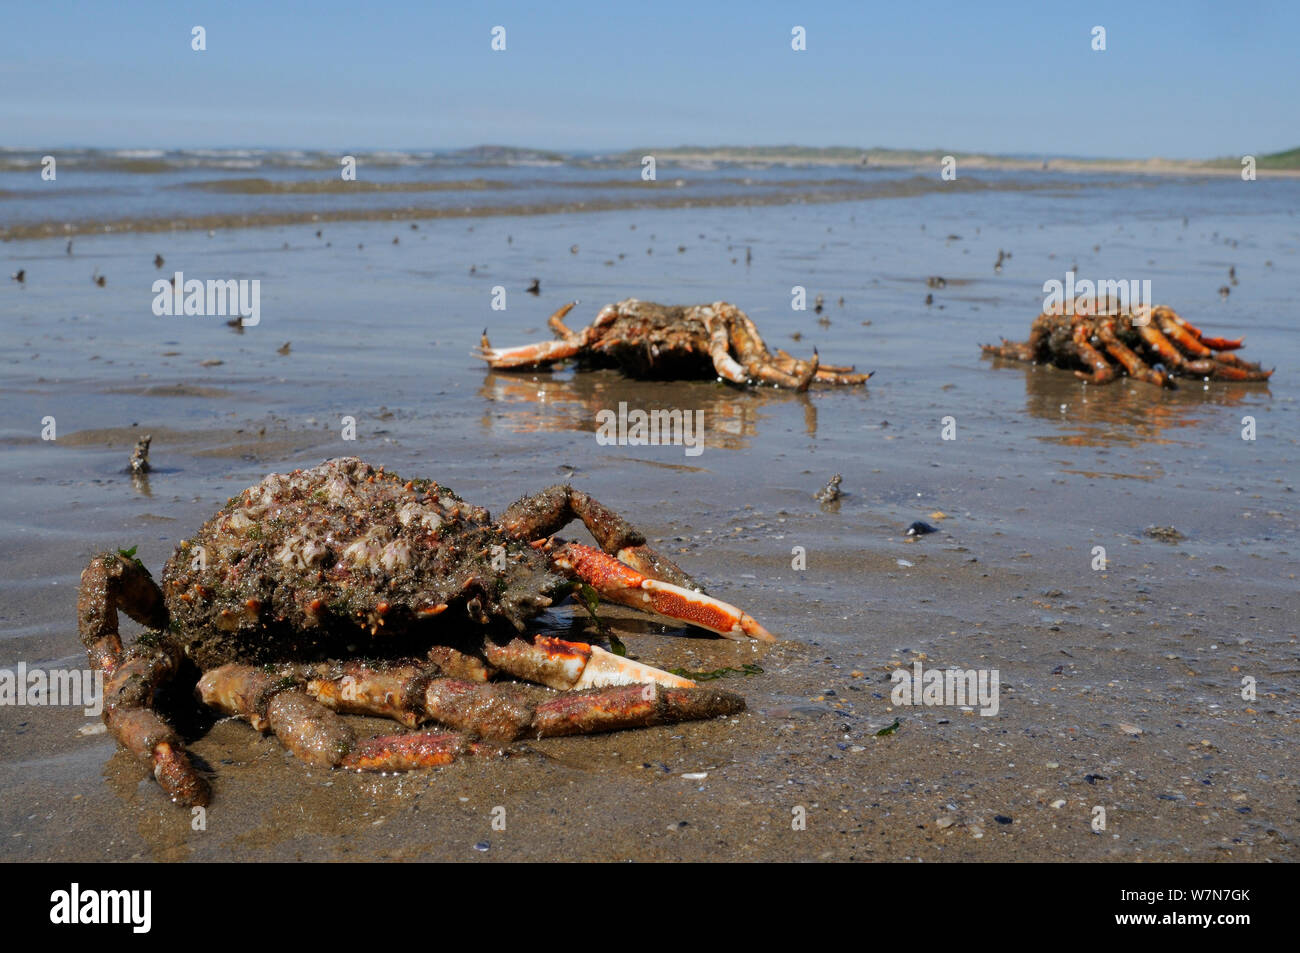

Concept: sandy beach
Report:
left=1, top=160, right=1297, bottom=861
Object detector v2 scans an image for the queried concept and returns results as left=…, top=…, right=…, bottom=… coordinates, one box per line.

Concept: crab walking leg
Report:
left=340, top=732, right=473, bottom=771
left=78, top=552, right=169, bottom=673
left=198, top=664, right=481, bottom=771
left=774, top=348, right=873, bottom=385
left=1071, top=323, right=1117, bottom=384
left=300, top=660, right=431, bottom=728
left=532, top=682, right=745, bottom=736
left=103, top=641, right=210, bottom=807
left=1137, top=321, right=1190, bottom=368
left=1139, top=322, right=1272, bottom=381
left=723, top=305, right=818, bottom=390
left=735, top=308, right=821, bottom=390
left=1097, top=319, right=1171, bottom=387
left=1156, top=307, right=1244, bottom=350
left=300, top=653, right=744, bottom=740
left=701, top=309, right=749, bottom=384
left=1156, top=311, right=1216, bottom=358
left=77, top=553, right=210, bottom=807
left=206, top=660, right=742, bottom=770
left=477, top=301, right=622, bottom=369
left=475, top=334, right=583, bottom=369
left=1155, top=311, right=1270, bottom=377
left=748, top=352, right=818, bottom=390
left=980, top=338, right=1037, bottom=362
left=425, top=644, right=496, bottom=682
left=553, top=541, right=776, bottom=641
left=983, top=313, right=1055, bottom=364
left=495, top=483, right=699, bottom=589
left=545, top=301, right=581, bottom=340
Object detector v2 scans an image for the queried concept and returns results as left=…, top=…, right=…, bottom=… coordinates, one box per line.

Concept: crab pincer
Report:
left=551, top=541, right=774, bottom=642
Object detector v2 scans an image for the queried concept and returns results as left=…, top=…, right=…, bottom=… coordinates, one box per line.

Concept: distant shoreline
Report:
left=2, top=145, right=1294, bottom=243
left=623, top=147, right=1300, bottom=178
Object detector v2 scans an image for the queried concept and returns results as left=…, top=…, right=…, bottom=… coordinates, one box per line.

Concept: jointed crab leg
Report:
left=496, top=483, right=775, bottom=640
left=719, top=303, right=818, bottom=390
left=1071, top=324, right=1117, bottom=385
left=475, top=335, right=583, bottom=369
left=198, top=665, right=482, bottom=769
left=200, top=658, right=743, bottom=772
left=475, top=303, right=585, bottom=368
left=703, top=309, right=749, bottom=384
left=78, top=553, right=211, bottom=807
left=1097, top=318, right=1170, bottom=387
left=1139, top=320, right=1269, bottom=381
left=476, top=301, right=608, bottom=369
left=1157, top=307, right=1243, bottom=350
left=552, top=542, right=774, bottom=641
left=774, top=348, right=872, bottom=385
left=496, top=484, right=699, bottom=589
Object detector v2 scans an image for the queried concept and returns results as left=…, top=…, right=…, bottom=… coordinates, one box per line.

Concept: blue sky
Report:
left=2, top=0, right=1296, bottom=158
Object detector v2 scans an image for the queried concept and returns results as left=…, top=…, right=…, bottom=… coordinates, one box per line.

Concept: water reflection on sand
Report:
left=476, top=368, right=837, bottom=447
left=987, top=356, right=1270, bottom=448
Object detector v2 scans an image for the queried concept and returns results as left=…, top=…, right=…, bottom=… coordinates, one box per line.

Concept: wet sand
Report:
left=0, top=172, right=1070, bottom=241
left=1, top=174, right=1297, bottom=861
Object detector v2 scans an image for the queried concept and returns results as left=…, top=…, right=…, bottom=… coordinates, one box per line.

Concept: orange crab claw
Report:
left=485, top=634, right=699, bottom=689
left=1198, top=336, right=1244, bottom=351
left=552, top=541, right=775, bottom=642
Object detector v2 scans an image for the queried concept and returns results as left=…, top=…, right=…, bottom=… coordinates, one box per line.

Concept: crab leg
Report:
left=1156, top=307, right=1243, bottom=350
left=724, top=304, right=818, bottom=390
left=1071, top=323, right=1117, bottom=384
left=546, top=301, right=581, bottom=340
left=78, top=553, right=210, bottom=807
left=1097, top=318, right=1171, bottom=387
left=498, top=485, right=774, bottom=639
left=202, top=661, right=742, bottom=772
left=300, top=660, right=431, bottom=728
left=198, top=664, right=481, bottom=770
left=532, top=682, right=744, bottom=736
left=774, top=348, right=872, bottom=384
left=980, top=338, right=1036, bottom=362
left=475, top=334, right=583, bottom=369
left=702, top=309, right=748, bottom=384
left=552, top=541, right=775, bottom=641
left=496, top=484, right=698, bottom=589
left=341, top=732, right=474, bottom=771
left=477, top=301, right=625, bottom=370
left=1156, top=311, right=1215, bottom=358
left=981, top=314, right=1051, bottom=364
left=1140, top=320, right=1272, bottom=381
left=1155, top=310, right=1269, bottom=376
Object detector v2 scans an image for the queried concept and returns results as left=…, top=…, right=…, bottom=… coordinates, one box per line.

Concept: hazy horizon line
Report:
left=2, top=142, right=1290, bottom=163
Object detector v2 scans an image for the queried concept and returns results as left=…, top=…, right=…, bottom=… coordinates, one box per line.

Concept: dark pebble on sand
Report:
left=906, top=521, right=938, bottom=536
left=994, top=815, right=1013, bottom=825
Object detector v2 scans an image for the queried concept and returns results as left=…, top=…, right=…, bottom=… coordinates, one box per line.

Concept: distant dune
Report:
left=609, top=144, right=1300, bottom=176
